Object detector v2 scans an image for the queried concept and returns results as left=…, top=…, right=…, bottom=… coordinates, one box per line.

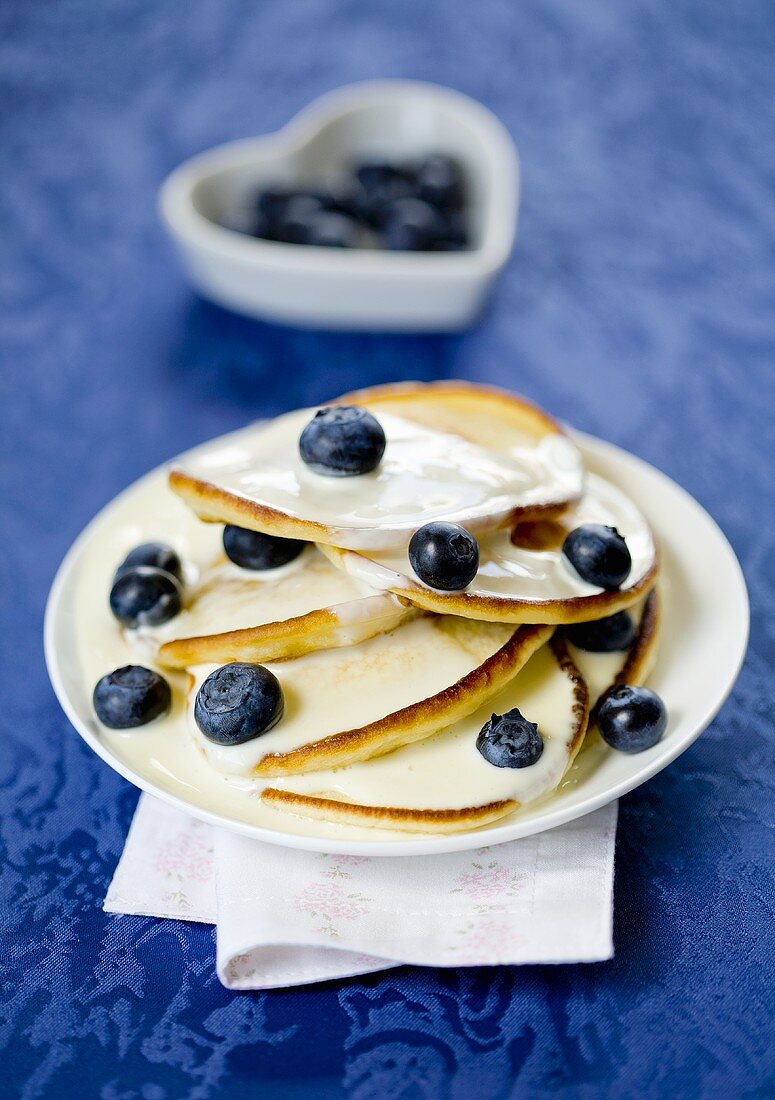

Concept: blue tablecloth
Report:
left=2, top=1, right=773, bottom=1096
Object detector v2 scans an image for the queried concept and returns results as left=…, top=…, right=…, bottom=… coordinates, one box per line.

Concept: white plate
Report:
left=45, top=429, right=748, bottom=856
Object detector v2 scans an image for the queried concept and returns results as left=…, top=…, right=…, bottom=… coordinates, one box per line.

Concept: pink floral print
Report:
left=152, top=823, right=214, bottom=911
left=294, top=881, right=372, bottom=938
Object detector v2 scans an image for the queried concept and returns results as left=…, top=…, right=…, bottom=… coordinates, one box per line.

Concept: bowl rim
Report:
left=158, top=79, right=520, bottom=279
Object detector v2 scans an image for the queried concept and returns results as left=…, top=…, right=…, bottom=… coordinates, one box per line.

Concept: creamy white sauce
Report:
left=271, top=645, right=579, bottom=810
left=173, top=407, right=584, bottom=550
left=330, top=473, right=655, bottom=604
left=144, top=550, right=381, bottom=648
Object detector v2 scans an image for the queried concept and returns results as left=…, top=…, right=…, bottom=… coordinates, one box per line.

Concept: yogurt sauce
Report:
left=269, top=643, right=583, bottom=812
left=144, top=550, right=389, bottom=650
left=174, top=407, right=584, bottom=550
left=328, top=472, right=656, bottom=604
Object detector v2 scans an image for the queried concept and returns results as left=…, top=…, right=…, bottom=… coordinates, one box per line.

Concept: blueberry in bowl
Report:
left=194, top=663, right=284, bottom=746
left=93, top=665, right=172, bottom=729
left=272, top=194, right=329, bottom=244
left=306, top=211, right=360, bottom=249
left=414, top=154, right=465, bottom=212
left=299, top=406, right=386, bottom=476
left=237, top=153, right=470, bottom=252
left=380, top=197, right=447, bottom=252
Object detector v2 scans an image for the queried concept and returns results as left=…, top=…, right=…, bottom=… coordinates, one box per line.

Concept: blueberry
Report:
left=354, top=161, right=415, bottom=192
left=566, top=611, right=636, bottom=652
left=429, top=213, right=469, bottom=251
left=381, top=197, right=446, bottom=251
left=194, top=663, right=284, bottom=745
left=115, top=542, right=183, bottom=584
left=93, top=665, right=171, bottom=729
left=249, top=210, right=280, bottom=241
left=257, top=186, right=299, bottom=221
left=408, top=522, right=479, bottom=591
left=109, top=567, right=182, bottom=629
left=307, top=211, right=360, bottom=248
left=597, top=685, right=667, bottom=753
left=477, top=708, right=544, bottom=768
left=223, top=526, right=305, bottom=570
left=299, top=406, right=386, bottom=477
left=562, top=524, right=632, bottom=589
left=351, top=177, right=417, bottom=229
left=415, top=154, right=465, bottom=211
left=273, top=194, right=328, bottom=244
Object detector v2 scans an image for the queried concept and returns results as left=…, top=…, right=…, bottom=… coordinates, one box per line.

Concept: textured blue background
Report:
left=1, top=1, right=773, bottom=1097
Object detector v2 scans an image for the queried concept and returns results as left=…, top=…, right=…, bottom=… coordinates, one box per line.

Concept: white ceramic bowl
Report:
left=159, top=81, right=520, bottom=331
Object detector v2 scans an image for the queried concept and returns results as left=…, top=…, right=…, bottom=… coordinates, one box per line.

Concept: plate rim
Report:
left=44, top=428, right=750, bottom=856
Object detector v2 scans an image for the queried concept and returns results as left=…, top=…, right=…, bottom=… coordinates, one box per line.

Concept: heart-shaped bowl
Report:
left=159, top=80, right=519, bottom=331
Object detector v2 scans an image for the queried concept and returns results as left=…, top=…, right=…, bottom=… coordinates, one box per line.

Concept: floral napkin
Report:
left=104, top=794, right=617, bottom=990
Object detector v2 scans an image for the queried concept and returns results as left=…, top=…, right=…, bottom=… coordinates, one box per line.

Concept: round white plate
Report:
left=45, top=429, right=749, bottom=856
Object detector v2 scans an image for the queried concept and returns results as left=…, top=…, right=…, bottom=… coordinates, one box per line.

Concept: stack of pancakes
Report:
left=152, top=382, right=660, bottom=835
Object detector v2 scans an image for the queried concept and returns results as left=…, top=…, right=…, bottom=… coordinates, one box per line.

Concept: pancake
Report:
left=168, top=381, right=584, bottom=552
left=319, top=472, right=658, bottom=625
left=261, top=638, right=589, bottom=835
left=150, top=548, right=412, bottom=669
left=187, top=617, right=553, bottom=778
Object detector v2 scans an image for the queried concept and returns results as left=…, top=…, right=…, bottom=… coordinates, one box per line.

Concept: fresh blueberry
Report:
left=351, top=177, right=417, bottom=228
left=597, top=685, right=667, bottom=753
left=257, top=186, right=300, bottom=221
left=381, top=197, right=446, bottom=251
left=565, top=611, right=636, bottom=653
left=194, top=663, right=284, bottom=746
left=109, top=567, right=182, bottom=629
left=562, top=524, right=632, bottom=589
left=408, top=522, right=479, bottom=591
left=273, top=194, right=328, bottom=244
left=477, top=708, right=544, bottom=768
left=249, top=210, right=280, bottom=241
left=354, top=161, right=415, bottom=192
left=429, top=213, right=470, bottom=251
left=307, top=211, right=360, bottom=248
left=299, top=406, right=386, bottom=477
left=223, top=526, right=305, bottom=570
left=115, top=542, right=183, bottom=584
left=93, top=665, right=171, bottom=729
left=415, top=154, right=465, bottom=211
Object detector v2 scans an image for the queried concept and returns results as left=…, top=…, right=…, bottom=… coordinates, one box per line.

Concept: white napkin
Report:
left=104, top=793, right=617, bottom=990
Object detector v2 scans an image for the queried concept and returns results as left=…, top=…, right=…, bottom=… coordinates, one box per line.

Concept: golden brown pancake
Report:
left=262, top=637, right=589, bottom=834
left=153, top=549, right=412, bottom=669
left=318, top=473, right=658, bottom=626
left=188, top=616, right=553, bottom=778
left=168, top=381, right=584, bottom=550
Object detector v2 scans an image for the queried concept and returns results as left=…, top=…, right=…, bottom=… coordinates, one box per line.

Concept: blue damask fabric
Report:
left=1, top=0, right=773, bottom=1096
